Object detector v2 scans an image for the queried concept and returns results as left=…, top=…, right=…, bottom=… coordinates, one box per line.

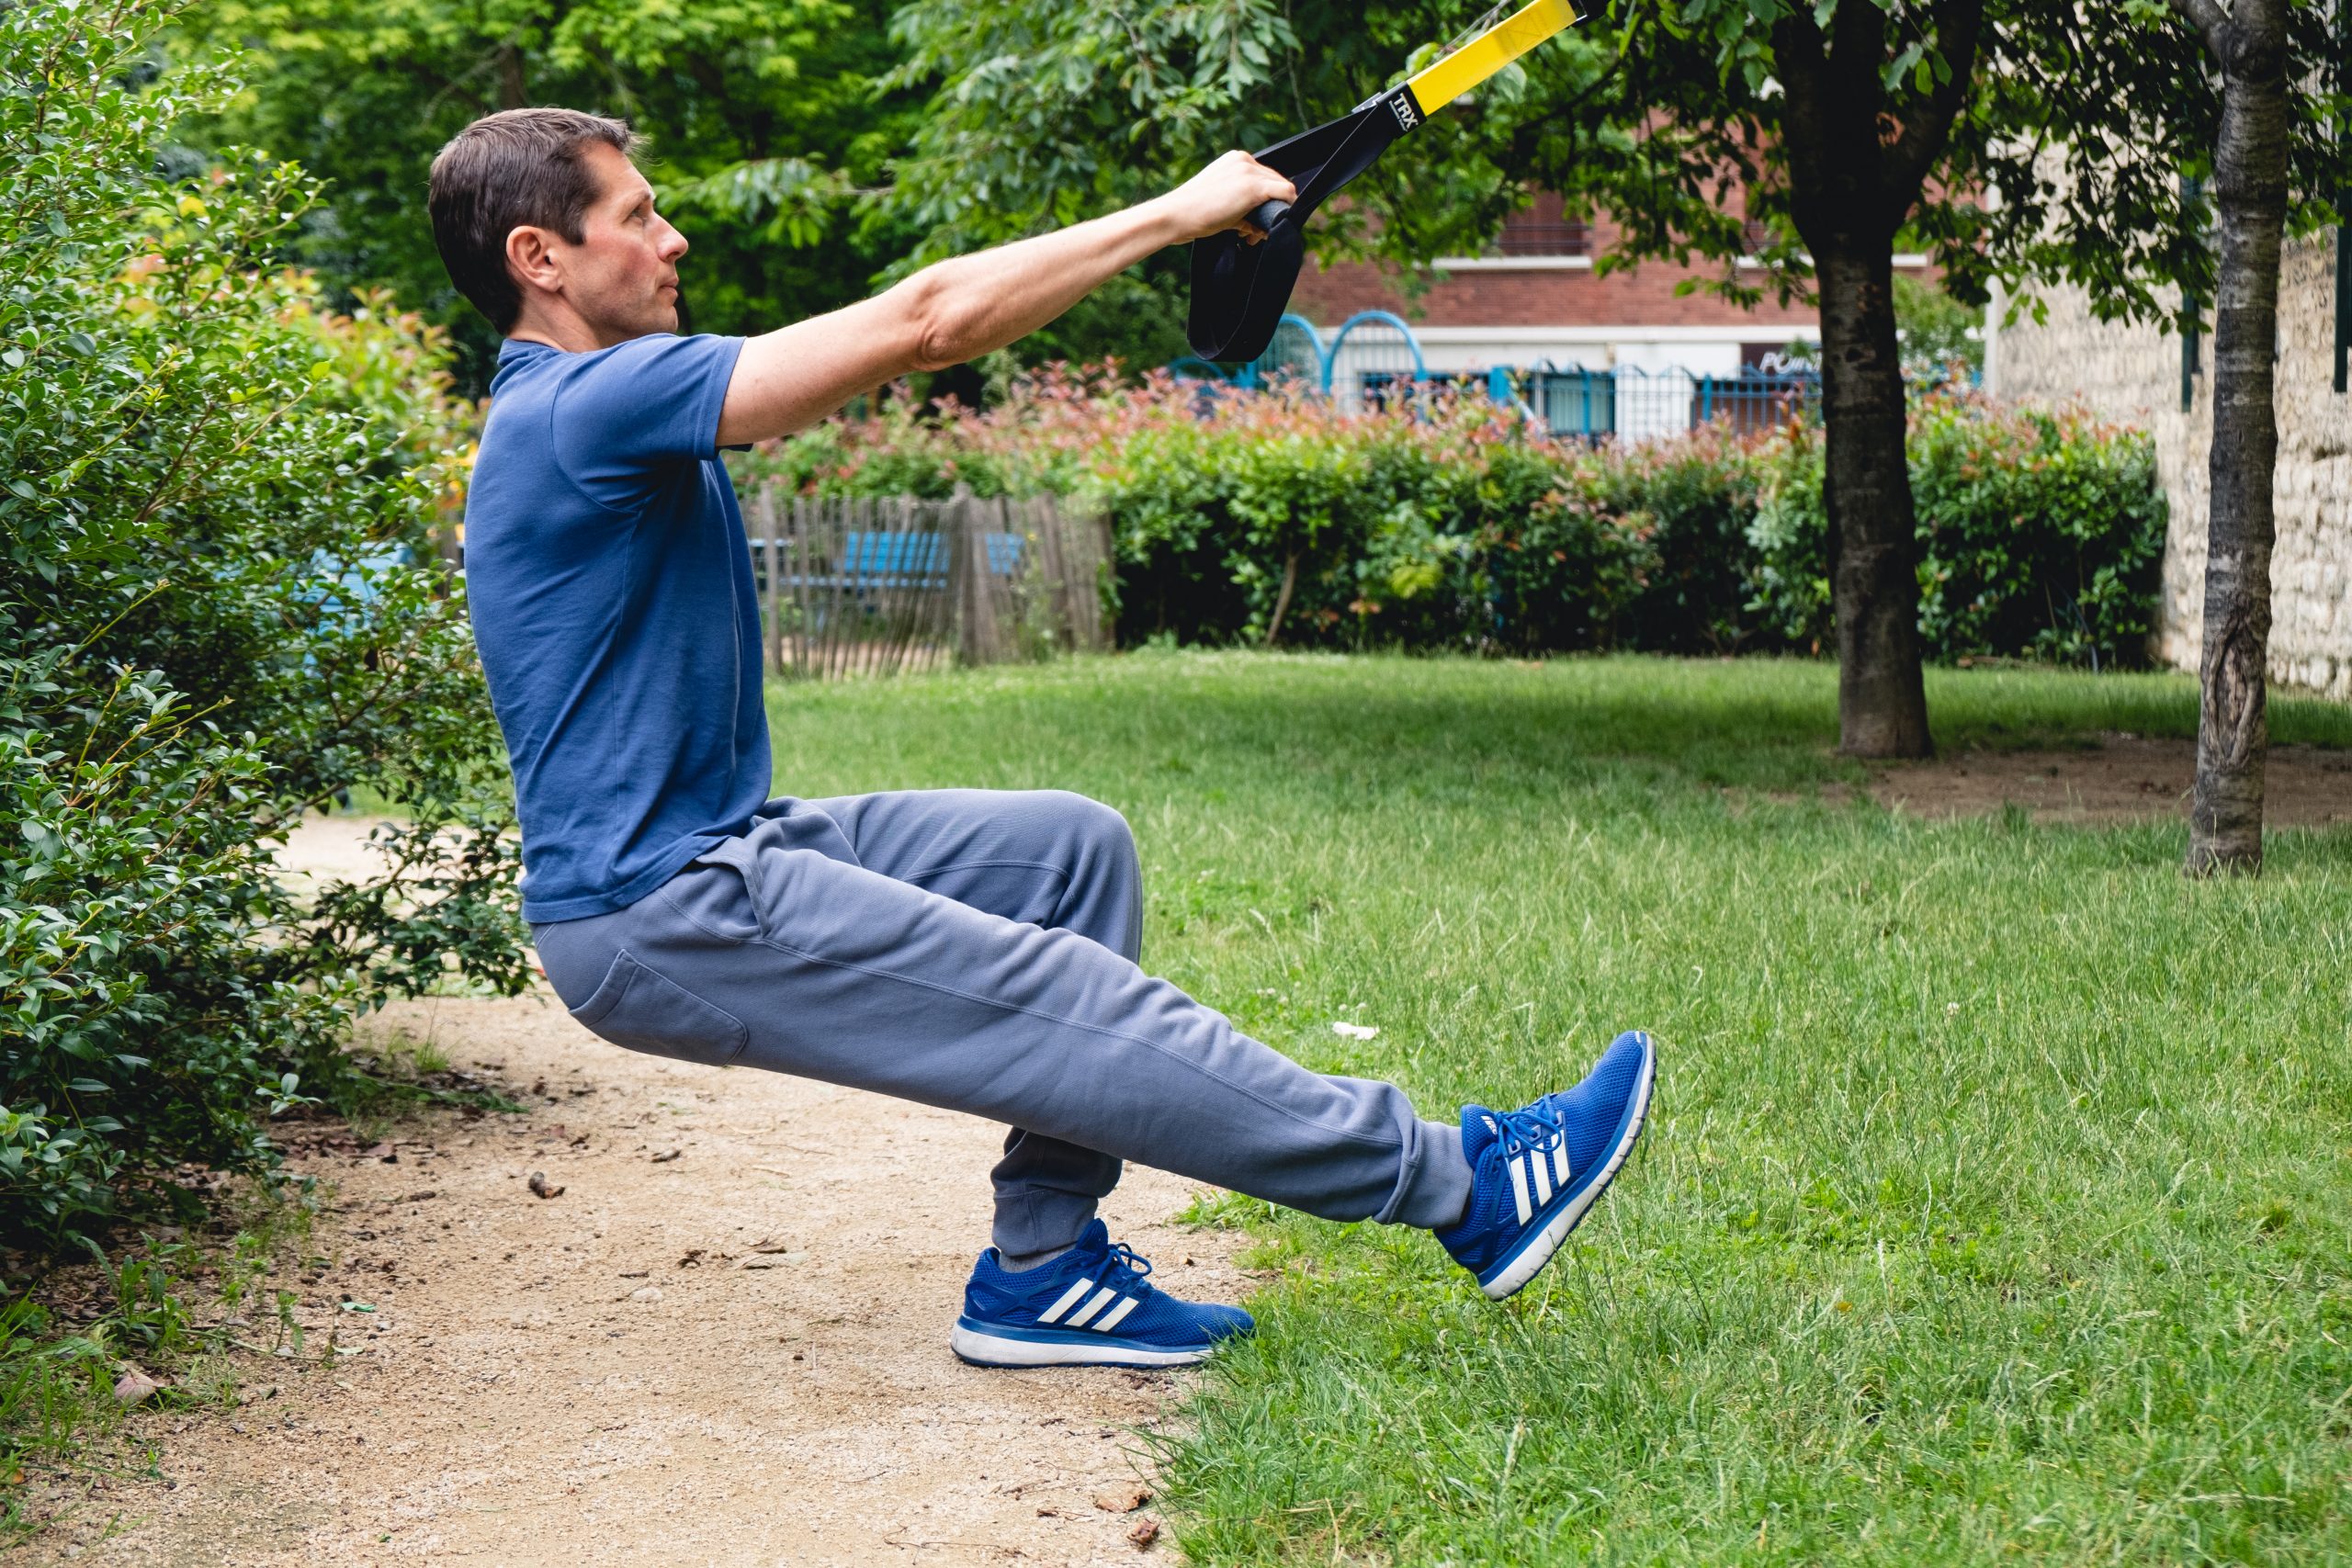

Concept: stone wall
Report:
left=1994, top=233, right=2352, bottom=698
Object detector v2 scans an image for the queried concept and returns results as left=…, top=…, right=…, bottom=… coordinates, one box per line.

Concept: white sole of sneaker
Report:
left=949, top=1324, right=1215, bottom=1369
left=1480, top=1037, right=1657, bottom=1301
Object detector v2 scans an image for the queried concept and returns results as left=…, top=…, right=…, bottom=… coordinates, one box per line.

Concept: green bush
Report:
left=1748, top=399, right=2168, bottom=665
left=1587, top=425, right=1771, bottom=654
left=1, top=0, right=527, bottom=1247
left=748, top=370, right=2165, bottom=665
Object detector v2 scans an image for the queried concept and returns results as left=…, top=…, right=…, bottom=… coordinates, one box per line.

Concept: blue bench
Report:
left=842, top=529, right=946, bottom=587
left=763, top=530, right=1025, bottom=591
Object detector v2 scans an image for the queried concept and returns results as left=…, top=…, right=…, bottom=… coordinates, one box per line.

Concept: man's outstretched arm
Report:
left=714, top=152, right=1294, bottom=446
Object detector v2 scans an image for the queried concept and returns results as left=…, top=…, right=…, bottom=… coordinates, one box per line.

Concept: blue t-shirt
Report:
left=465, top=333, right=771, bottom=923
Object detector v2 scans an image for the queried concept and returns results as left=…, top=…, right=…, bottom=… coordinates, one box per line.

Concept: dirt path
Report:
left=13, top=821, right=1249, bottom=1567
left=1869, top=735, right=2352, bottom=826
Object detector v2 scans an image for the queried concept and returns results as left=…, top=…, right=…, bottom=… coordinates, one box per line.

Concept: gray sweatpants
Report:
left=532, top=790, right=1473, bottom=1257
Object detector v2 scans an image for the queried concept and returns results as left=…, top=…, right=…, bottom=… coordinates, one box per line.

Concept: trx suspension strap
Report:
left=1186, top=0, right=1589, bottom=364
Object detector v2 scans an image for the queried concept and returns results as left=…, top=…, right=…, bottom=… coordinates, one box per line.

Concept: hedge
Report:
left=747, top=367, right=2166, bottom=667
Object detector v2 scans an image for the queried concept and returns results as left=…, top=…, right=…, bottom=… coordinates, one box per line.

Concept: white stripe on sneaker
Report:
left=1065, top=1287, right=1120, bottom=1327
left=1508, top=1155, right=1533, bottom=1224
left=1092, top=1295, right=1141, bottom=1334
left=1552, top=1142, right=1571, bottom=1187
left=1037, top=1278, right=1096, bottom=1325
left=1531, top=1151, right=1554, bottom=1205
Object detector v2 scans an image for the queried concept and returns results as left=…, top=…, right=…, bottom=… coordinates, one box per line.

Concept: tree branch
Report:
left=1826, top=0, right=1890, bottom=97
left=2165, top=0, right=2230, bottom=62
left=1879, top=0, right=1986, bottom=201
left=1769, top=7, right=1835, bottom=175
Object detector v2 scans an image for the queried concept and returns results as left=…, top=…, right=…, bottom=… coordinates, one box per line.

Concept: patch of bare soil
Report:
left=1868, top=734, right=2352, bottom=827
left=8, top=820, right=1249, bottom=1566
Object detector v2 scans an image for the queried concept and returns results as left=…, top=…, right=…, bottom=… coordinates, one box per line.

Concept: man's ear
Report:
left=504, top=224, right=563, bottom=303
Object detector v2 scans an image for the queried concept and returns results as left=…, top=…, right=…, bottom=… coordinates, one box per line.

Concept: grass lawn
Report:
left=767, top=652, right=2352, bottom=1566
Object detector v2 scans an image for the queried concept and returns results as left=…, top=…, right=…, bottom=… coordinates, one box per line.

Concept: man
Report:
left=429, top=107, right=1655, bottom=1370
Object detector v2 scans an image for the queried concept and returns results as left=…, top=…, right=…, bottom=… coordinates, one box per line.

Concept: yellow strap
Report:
left=1404, top=0, right=1585, bottom=114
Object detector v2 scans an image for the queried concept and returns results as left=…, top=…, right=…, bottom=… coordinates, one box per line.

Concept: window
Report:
left=1494, top=195, right=1589, bottom=257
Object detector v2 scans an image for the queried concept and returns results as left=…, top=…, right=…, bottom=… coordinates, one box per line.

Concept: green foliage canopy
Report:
left=886, top=0, right=2351, bottom=324
left=176, top=0, right=919, bottom=386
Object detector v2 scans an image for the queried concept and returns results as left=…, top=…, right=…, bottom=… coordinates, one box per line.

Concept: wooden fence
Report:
left=745, top=491, right=1114, bottom=680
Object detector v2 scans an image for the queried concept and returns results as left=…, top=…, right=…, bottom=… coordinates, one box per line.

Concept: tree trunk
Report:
left=1815, top=245, right=1933, bottom=758
left=1263, top=550, right=1300, bottom=648
left=2186, top=3, right=2290, bottom=875
left=1770, top=0, right=1976, bottom=761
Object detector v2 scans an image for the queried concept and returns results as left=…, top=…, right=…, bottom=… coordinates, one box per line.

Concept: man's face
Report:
left=534, top=141, right=689, bottom=345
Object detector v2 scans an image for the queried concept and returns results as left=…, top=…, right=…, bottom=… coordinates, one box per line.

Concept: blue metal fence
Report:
left=1528, top=367, right=1618, bottom=442
left=1519, top=365, right=1823, bottom=443
left=1169, top=317, right=1826, bottom=441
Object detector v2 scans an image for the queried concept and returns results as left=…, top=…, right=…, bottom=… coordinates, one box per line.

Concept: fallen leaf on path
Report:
left=740, top=1256, right=786, bottom=1270
left=678, top=1248, right=706, bottom=1268
left=1127, top=1517, right=1160, bottom=1549
left=628, top=1286, right=663, bottom=1303
left=527, top=1171, right=564, bottom=1199
left=746, top=1237, right=792, bottom=1253
left=112, top=1368, right=164, bottom=1404
left=650, top=1147, right=683, bottom=1163
left=1094, top=1486, right=1151, bottom=1514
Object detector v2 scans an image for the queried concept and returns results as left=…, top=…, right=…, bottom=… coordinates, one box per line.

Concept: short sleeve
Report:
left=549, top=333, right=745, bottom=503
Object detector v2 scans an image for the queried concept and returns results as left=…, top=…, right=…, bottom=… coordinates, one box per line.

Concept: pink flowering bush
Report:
left=741, top=367, right=2163, bottom=663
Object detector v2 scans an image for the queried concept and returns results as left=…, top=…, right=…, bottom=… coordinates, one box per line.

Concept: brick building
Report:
left=1289, top=193, right=1933, bottom=380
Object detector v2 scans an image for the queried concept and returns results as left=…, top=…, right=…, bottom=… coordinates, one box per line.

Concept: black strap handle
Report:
left=1246, top=197, right=1292, bottom=235
left=1186, top=90, right=1421, bottom=364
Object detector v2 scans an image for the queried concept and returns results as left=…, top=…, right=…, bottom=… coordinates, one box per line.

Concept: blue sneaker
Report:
left=1437, top=1030, right=1657, bottom=1300
left=952, top=1219, right=1255, bottom=1369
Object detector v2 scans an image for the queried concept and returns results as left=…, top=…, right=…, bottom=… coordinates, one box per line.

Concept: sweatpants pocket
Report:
left=568, top=947, right=750, bottom=1066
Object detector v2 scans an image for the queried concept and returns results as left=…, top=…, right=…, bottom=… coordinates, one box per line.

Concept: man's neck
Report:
left=506, top=304, right=621, bottom=354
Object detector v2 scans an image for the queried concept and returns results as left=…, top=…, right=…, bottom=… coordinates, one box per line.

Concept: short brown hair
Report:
left=428, top=107, right=641, bottom=333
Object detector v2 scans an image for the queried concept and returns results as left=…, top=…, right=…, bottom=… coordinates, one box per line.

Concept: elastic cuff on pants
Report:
left=991, top=1188, right=1099, bottom=1258
left=1374, top=1116, right=1476, bottom=1231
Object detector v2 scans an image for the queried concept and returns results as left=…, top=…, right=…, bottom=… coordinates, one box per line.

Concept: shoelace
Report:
left=1099, top=1241, right=1157, bottom=1299
left=1489, top=1100, right=1568, bottom=1168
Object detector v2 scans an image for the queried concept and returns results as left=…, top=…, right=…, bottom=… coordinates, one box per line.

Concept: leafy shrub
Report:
left=1747, top=398, right=2168, bottom=666
left=1586, top=425, right=1770, bottom=654
left=744, top=373, right=1659, bottom=649
left=1464, top=450, right=1655, bottom=655
left=1, top=0, right=526, bottom=1247
left=1911, top=400, right=2167, bottom=666
left=749, top=369, right=2164, bottom=667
